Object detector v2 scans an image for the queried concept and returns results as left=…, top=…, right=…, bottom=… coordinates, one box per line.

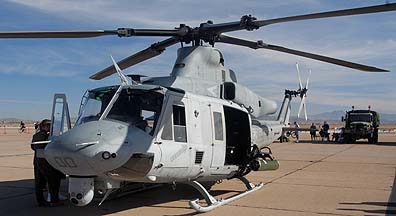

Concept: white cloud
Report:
left=2, top=0, right=396, bottom=118
left=6, top=0, right=327, bottom=27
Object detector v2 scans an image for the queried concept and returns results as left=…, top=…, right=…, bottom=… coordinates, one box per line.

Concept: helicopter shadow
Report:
left=0, top=178, right=236, bottom=215
left=336, top=172, right=396, bottom=215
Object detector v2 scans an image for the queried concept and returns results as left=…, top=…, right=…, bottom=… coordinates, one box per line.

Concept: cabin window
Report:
left=173, top=105, right=187, bottom=142
left=161, top=114, right=173, bottom=140
left=213, top=112, right=223, bottom=141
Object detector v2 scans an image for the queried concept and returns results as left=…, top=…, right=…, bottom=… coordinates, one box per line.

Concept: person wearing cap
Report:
left=31, top=119, right=64, bottom=207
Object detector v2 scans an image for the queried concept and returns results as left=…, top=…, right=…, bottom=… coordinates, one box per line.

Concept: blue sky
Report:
left=0, top=0, right=395, bottom=120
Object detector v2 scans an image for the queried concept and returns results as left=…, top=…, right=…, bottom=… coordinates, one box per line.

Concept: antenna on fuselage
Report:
left=110, top=55, right=133, bottom=85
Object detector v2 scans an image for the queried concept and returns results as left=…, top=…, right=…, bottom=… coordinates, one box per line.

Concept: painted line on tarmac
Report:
left=264, top=145, right=357, bottom=185
left=0, top=165, right=32, bottom=169
left=0, top=153, right=32, bottom=158
left=387, top=169, right=396, bottom=214
left=222, top=145, right=358, bottom=214
left=279, top=159, right=396, bottom=166
left=272, top=182, right=391, bottom=192
left=226, top=145, right=356, bottom=213
left=227, top=203, right=354, bottom=216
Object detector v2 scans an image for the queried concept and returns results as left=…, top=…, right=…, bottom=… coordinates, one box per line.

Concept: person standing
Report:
left=34, top=121, right=39, bottom=133
left=293, top=121, right=300, bottom=143
left=310, top=123, right=317, bottom=141
left=19, top=121, right=26, bottom=133
left=322, top=121, right=330, bottom=141
left=31, top=119, right=63, bottom=207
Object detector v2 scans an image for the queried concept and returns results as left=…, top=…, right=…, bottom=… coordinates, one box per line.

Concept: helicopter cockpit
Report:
left=76, top=85, right=164, bottom=135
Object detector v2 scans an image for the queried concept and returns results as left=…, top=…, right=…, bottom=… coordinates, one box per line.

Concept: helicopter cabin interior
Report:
left=223, top=106, right=251, bottom=165
left=76, top=86, right=164, bottom=135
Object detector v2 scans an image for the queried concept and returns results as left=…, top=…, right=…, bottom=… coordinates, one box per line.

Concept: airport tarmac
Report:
left=0, top=131, right=395, bottom=216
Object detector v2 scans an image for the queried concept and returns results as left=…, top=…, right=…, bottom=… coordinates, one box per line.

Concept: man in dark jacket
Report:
left=31, top=119, right=63, bottom=207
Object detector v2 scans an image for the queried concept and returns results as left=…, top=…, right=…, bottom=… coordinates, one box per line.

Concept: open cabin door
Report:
left=50, top=94, right=71, bottom=137
left=224, top=106, right=251, bottom=165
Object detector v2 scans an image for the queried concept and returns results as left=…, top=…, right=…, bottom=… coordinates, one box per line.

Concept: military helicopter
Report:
left=1, top=2, right=395, bottom=212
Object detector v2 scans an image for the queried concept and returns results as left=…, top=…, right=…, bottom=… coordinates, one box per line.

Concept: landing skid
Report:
left=187, top=177, right=263, bottom=212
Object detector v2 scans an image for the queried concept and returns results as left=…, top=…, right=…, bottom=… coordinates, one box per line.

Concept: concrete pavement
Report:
left=0, top=132, right=395, bottom=215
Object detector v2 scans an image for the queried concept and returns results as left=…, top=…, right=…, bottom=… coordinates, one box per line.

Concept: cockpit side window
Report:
left=105, top=89, right=164, bottom=135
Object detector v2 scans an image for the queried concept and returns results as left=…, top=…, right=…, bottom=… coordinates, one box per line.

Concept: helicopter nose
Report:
left=44, top=120, right=133, bottom=176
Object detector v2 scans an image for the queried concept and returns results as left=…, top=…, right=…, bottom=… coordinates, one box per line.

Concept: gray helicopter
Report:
left=1, top=3, right=395, bottom=212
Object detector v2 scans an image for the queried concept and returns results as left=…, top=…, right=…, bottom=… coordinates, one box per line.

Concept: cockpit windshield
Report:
left=76, top=87, right=117, bottom=125
left=76, top=86, right=164, bottom=135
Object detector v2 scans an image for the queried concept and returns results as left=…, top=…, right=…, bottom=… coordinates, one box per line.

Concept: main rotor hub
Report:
left=240, top=15, right=259, bottom=31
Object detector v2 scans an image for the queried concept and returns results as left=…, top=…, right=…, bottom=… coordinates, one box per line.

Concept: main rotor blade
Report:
left=217, top=34, right=389, bottom=72
left=255, top=3, right=396, bottom=27
left=202, top=3, right=396, bottom=34
left=90, top=37, right=178, bottom=80
left=0, top=28, right=187, bottom=38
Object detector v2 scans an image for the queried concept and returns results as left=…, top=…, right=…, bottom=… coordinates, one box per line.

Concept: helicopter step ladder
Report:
left=187, top=177, right=263, bottom=212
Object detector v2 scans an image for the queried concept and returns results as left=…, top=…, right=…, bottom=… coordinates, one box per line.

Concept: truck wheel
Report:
left=344, top=135, right=350, bottom=144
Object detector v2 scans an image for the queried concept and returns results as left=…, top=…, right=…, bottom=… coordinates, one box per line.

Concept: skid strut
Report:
left=187, top=177, right=263, bottom=212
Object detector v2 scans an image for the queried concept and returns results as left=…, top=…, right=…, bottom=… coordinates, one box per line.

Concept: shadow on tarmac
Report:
left=0, top=178, right=234, bottom=215
left=338, top=170, right=396, bottom=215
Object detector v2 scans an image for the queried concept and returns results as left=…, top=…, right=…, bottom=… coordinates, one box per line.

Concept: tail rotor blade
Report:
left=297, top=97, right=304, bottom=118
left=303, top=97, right=308, bottom=121
left=305, top=69, right=311, bottom=89
left=296, top=63, right=303, bottom=89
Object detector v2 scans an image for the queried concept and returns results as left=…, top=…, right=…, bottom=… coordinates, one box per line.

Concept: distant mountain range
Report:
left=291, top=110, right=396, bottom=123
left=0, top=118, right=32, bottom=123
left=2, top=111, right=396, bottom=124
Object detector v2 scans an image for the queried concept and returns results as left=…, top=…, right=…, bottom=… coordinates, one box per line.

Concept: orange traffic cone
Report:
left=27, top=127, right=30, bottom=134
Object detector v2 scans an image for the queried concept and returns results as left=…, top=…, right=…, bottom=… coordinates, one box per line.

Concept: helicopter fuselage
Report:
left=43, top=46, right=288, bottom=206
left=45, top=82, right=283, bottom=206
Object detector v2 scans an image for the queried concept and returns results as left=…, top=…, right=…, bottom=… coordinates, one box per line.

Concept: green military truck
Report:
left=342, top=108, right=380, bottom=144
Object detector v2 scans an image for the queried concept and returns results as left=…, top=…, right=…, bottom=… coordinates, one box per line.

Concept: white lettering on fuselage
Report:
left=170, top=145, right=188, bottom=162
